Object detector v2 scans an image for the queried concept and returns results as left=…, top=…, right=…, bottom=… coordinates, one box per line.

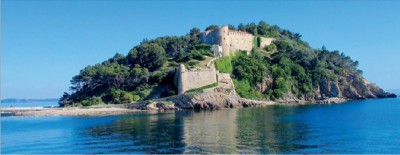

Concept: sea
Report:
left=1, top=98, right=400, bottom=154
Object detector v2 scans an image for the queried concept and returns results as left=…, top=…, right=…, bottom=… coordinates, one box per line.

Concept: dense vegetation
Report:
left=60, top=21, right=362, bottom=106
left=221, top=22, right=361, bottom=100
left=59, top=27, right=213, bottom=107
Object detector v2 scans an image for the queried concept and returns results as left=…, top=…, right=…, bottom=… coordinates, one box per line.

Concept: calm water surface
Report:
left=2, top=98, right=400, bottom=154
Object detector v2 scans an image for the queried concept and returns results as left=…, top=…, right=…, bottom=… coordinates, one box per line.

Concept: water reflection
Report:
left=182, top=109, right=239, bottom=153
left=235, top=106, right=318, bottom=153
left=83, top=106, right=319, bottom=154
left=84, top=113, right=186, bottom=153
left=3, top=98, right=400, bottom=154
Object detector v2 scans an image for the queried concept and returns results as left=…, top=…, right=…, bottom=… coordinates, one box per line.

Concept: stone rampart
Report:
left=175, top=64, right=218, bottom=94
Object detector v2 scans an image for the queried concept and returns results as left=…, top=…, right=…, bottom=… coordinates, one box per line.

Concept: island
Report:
left=2, top=21, right=396, bottom=116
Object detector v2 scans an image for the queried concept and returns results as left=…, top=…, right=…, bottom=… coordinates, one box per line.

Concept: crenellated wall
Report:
left=200, top=26, right=253, bottom=57
left=200, top=25, right=274, bottom=57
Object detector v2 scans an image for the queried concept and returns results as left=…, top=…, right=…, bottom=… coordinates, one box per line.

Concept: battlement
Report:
left=227, top=30, right=252, bottom=36
left=200, top=25, right=275, bottom=57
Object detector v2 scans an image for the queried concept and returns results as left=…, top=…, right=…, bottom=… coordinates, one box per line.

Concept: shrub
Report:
left=233, top=79, right=264, bottom=99
left=80, top=97, right=102, bottom=106
left=189, top=50, right=206, bottom=60
left=132, top=94, right=141, bottom=102
left=168, top=61, right=179, bottom=67
left=109, top=89, right=135, bottom=104
left=263, top=43, right=277, bottom=52
left=187, top=60, right=198, bottom=66
left=150, top=71, right=167, bottom=83
left=232, top=51, right=267, bottom=85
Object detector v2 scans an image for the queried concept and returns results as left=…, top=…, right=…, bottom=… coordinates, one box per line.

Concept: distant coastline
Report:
left=1, top=98, right=58, bottom=103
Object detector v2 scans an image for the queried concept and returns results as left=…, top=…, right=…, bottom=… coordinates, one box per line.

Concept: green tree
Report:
left=228, top=24, right=236, bottom=30
left=257, top=21, right=269, bottom=36
left=238, top=23, right=246, bottom=31
left=127, top=43, right=167, bottom=71
left=189, top=27, right=200, bottom=36
left=205, top=25, right=219, bottom=31
left=232, top=51, right=267, bottom=84
left=108, top=53, right=127, bottom=65
left=246, top=22, right=258, bottom=35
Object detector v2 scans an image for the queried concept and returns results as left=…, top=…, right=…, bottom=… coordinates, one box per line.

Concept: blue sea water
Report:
left=1, top=98, right=400, bottom=154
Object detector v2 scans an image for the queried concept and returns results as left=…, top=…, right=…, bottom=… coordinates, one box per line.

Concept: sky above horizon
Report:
left=2, top=0, right=400, bottom=99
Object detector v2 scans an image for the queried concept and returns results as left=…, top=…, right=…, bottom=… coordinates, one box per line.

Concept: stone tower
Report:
left=218, top=26, right=231, bottom=57
left=200, top=25, right=264, bottom=57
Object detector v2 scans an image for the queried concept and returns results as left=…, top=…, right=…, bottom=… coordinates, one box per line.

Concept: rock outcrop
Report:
left=118, top=93, right=276, bottom=111
left=256, top=73, right=396, bottom=103
left=167, top=93, right=274, bottom=110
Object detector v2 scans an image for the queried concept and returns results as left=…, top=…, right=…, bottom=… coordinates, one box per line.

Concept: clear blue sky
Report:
left=2, top=0, right=400, bottom=99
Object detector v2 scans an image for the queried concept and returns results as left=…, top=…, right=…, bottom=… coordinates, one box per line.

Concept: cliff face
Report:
left=258, top=74, right=396, bottom=103
left=116, top=93, right=275, bottom=111
left=320, top=76, right=395, bottom=99
left=166, top=93, right=274, bottom=110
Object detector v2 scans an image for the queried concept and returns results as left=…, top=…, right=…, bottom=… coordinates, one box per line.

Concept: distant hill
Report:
left=1, top=98, right=58, bottom=103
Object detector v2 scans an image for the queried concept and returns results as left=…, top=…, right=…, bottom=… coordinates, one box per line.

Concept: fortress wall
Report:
left=200, top=29, right=221, bottom=45
left=181, top=70, right=218, bottom=93
left=259, top=37, right=275, bottom=48
left=224, top=31, right=254, bottom=56
left=176, top=64, right=218, bottom=94
left=200, top=26, right=255, bottom=57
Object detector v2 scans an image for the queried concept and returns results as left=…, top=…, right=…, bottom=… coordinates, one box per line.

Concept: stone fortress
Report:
left=200, top=25, right=275, bottom=57
left=175, top=64, right=236, bottom=95
left=175, top=25, right=275, bottom=95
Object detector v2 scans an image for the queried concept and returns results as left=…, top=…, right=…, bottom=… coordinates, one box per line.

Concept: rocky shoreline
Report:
left=3, top=92, right=390, bottom=117
left=1, top=93, right=274, bottom=116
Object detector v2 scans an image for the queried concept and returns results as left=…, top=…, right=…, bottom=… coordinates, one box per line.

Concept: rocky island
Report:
left=58, top=22, right=397, bottom=109
left=3, top=21, right=396, bottom=116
